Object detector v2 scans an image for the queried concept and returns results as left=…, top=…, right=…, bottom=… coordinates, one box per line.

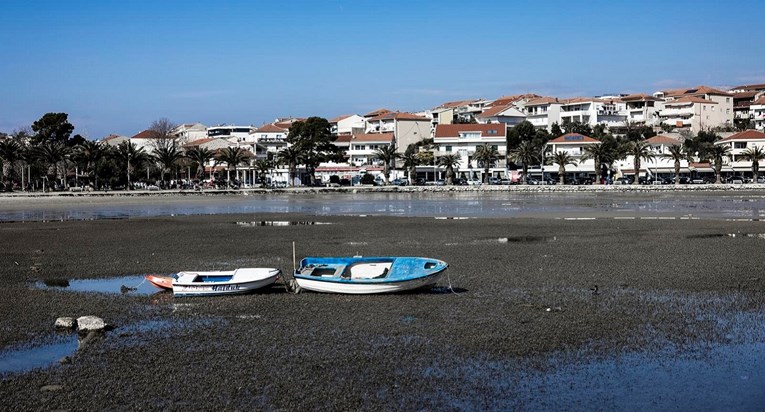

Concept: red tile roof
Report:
left=666, top=96, right=717, bottom=105
left=524, top=97, right=561, bottom=106
left=329, top=114, right=355, bottom=123
left=718, top=130, right=765, bottom=142
left=366, top=112, right=430, bottom=122
left=348, top=132, right=394, bottom=143
left=477, top=104, right=525, bottom=118
left=438, top=99, right=480, bottom=109
left=184, top=138, right=218, bottom=147
left=730, top=83, right=765, bottom=91
left=131, top=130, right=161, bottom=139
left=621, top=93, right=662, bottom=102
left=548, top=133, right=600, bottom=144
left=333, top=134, right=353, bottom=143
left=364, top=108, right=393, bottom=118
left=662, top=86, right=733, bottom=97
left=434, top=124, right=507, bottom=138
left=490, top=94, right=541, bottom=107
left=646, top=135, right=680, bottom=145
left=253, top=124, right=288, bottom=133
left=753, top=96, right=765, bottom=105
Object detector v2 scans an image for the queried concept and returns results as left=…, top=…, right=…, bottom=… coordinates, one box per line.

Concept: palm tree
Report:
left=73, top=140, right=107, bottom=189
left=508, top=140, right=542, bottom=185
left=551, top=151, right=577, bottom=185
left=663, top=144, right=691, bottom=185
left=437, top=153, right=461, bottom=185
left=739, top=146, right=765, bottom=183
left=115, top=141, right=146, bottom=190
left=0, top=139, right=22, bottom=189
left=277, top=146, right=303, bottom=187
left=628, top=140, right=655, bottom=185
left=216, top=147, right=251, bottom=187
left=253, top=158, right=273, bottom=187
left=473, top=144, right=500, bottom=184
left=35, top=142, right=70, bottom=190
left=581, top=143, right=610, bottom=184
left=373, top=145, right=401, bottom=185
left=400, top=150, right=419, bottom=186
left=185, top=146, right=215, bottom=181
left=152, top=145, right=185, bottom=188
left=707, top=144, right=731, bottom=184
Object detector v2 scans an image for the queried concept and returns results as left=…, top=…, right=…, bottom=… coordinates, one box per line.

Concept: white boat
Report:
left=172, top=268, right=280, bottom=297
left=293, top=256, right=448, bottom=294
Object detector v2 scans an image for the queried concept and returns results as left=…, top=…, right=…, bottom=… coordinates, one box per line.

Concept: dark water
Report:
left=4, top=191, right=765, bottom=221
left=0, top=335, right=78, bottom=375
left=37, top=275, right=166, bottom=295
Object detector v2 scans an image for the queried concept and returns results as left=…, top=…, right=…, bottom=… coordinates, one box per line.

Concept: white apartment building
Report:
left=329, top=114, right=365, bottom=135
left=715, top=129, right=765, bottom=173
left=520, top=97, right=562, bottom=131
left=171, top=123, right=207, bottom=145
left=641, top=135, right=688, bottom=176
left=621, top=94, right=663, bottom=125
left=207, top=125, right=253, bottom=145
left=559, top=98, right=626, bottom=128
left=655, top=86, right=734, bottom=132
left=364, top=112, right=431, bottom=154
left=752, top=96, right=765, bottom=131
left=346, top=133, right=394, bottom=167
left=658, top=97, right=725, bottom=134
left=544, top=133, right=599, bottom=176
left=475, top=104, right=526, bottom=126
left=433, top=124, right=507, bottom=180
left=249, top=123, right=289, bottom=155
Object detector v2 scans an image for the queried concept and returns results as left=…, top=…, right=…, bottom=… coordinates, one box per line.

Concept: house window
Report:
left=726, top=98, right=730, bottom=103
left=734, top=142, right=747, bottom=149
left=491, top=145, right=498, bottom=151
left=445, top=145, right=452, bottom=152
left=726, top=109, right=730, bottom=114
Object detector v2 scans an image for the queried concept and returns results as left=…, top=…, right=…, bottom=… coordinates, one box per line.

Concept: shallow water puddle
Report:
left=235, top=221, right=331, bottom=227
left=37, top=275, right=166, bottom=295
left=0, top=335, right=78, bottom=375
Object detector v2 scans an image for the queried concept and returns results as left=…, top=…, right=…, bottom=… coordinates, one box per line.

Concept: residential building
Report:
left=475, top=104, right=526, bottom=126
left=129, top=130, right=161, bottom=151
left=364, top=112, right=431, bottom=153
left=207, top=125, right=253, bottom=145
left=433, top=123, right=507, bottom=180
left=654, top=86, right=734, bottom=131
left=559, top=98, right=626, bottom=128
left=658, top=97, right=725, bottom=134
left=715, top=129, right=765, bottom=174
left=249, top=123, right=289, bottom=155
left=642, top=135, right=687, bottom=177
left=731, top=91, right=760, bottom=128
left=329, top=114, right=365, bottom=135
left=519, top=97, right=562, bottom=131
left=751, top=96, right=765, bottom=131
left=100, top=134, right=130, bottom=147
left=171, top=123, right=207, bottom=145
left=621, top=94, right=663, bottom=125
left=183, top=137, right=231, bottom=151
left=544, top=133, right=600, bottom=178
left=346, top=133, right=394, bottom=167
left=729, top=83, right=765, bottom=93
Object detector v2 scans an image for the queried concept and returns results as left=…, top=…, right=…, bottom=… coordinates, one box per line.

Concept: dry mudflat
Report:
left=1, top=198, right=764, bottom=409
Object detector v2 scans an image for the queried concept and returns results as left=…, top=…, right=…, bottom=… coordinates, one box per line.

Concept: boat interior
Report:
left=300, top=261, right=394, bottom=280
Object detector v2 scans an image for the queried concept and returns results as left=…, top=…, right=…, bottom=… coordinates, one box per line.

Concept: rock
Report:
left=76, top=316, right=106, bottom=332
left=54, top=317, right=76, bottom=329
left=59, top=356, right=71, bottom=365
left=40, top=385, right=63, bottom=392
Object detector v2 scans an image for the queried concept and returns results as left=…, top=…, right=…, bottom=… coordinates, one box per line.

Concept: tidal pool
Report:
left=37, top=275, right=167, bottom=295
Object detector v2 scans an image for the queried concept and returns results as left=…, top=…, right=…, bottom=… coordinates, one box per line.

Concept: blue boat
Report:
left=293, top=256, right=448, bottom=294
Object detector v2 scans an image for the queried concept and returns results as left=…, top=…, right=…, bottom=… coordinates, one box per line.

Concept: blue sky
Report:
left=1, top=0, right=764, bottom=139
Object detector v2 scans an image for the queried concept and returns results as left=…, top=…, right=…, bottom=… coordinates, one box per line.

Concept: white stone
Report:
left=76, top=316, right=106, bottom=332
left=54, top=317, right=75, bottom=329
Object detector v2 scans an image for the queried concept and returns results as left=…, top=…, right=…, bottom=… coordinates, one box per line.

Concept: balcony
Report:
left=660, top=107, right=694, bottom=117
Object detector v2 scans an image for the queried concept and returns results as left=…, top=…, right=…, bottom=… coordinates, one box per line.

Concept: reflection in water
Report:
left=37, top=275, right=166, bottom=295
left=2, top=192, right=765, bottom=222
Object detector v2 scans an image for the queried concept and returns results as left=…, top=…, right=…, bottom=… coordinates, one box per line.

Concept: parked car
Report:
left=391, top=178, right=408, bottom=186
left=452, top=178, right=467, bottom=185
left=488, top=177, right=501, bottom=185
left=466, top=179, right=482, bottom=186
left=614, top=177, right=633, bottom=185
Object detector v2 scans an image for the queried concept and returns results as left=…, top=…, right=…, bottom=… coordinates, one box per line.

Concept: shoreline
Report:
left=2, top=182, right=765, bottom=199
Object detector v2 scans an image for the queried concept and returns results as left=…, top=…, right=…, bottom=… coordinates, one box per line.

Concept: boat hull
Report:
left=294, top=256, right=448, bottom=294
left=145, top=274, right=173, bottom=290
left=172, top=268, right=280, bottom=297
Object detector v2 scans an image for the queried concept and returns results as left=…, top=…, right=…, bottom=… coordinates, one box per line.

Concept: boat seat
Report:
left=350, top=263, right=392, bottom=279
